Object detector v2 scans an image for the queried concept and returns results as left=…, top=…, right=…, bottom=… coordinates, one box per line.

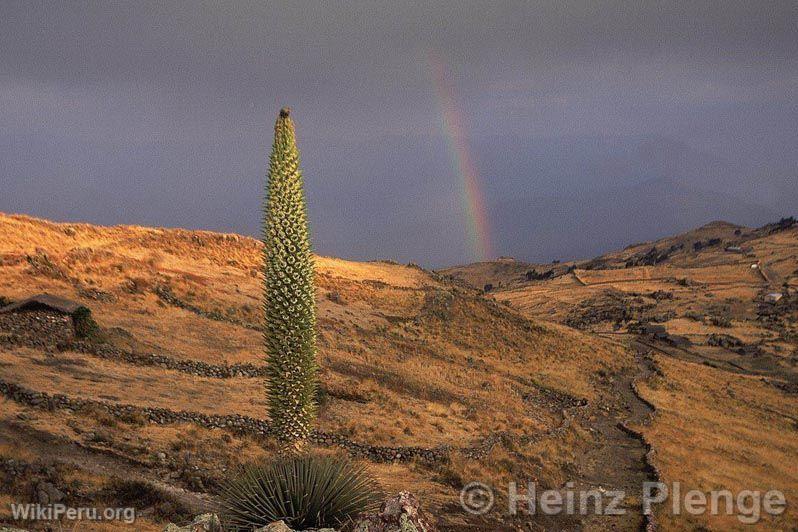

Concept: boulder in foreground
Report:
left=350, top=492, right=436, bottom=532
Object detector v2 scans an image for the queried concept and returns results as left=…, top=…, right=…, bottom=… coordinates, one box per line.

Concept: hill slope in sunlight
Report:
left=444, top=217, right=798, bottom=530
left=3, top=212, right=796, bottom=530
left=0, top=212, right=635, bottom=531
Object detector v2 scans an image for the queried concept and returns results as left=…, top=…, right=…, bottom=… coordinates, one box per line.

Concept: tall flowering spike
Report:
left=263, top=107, right=318, bottom=452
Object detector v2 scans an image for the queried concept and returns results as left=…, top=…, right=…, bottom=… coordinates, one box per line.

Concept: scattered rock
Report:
left=566, top=289, right=660, bottom=330
left=761, top=216, right=796, bottom=234
left=36, top=481, right=65, bottom=505
left=253, top=522, right=293, bottom=532
left=77, top=287, right=116, bottom=302
left=707, top=333, right=743, bottom=349
left=649, top=290, right=673, bottom=301
left=351, top=492, right=435, bottom=532
left=692, top=238, right=722, bottom=252
left=525, top=269, right=555, bottom=281
left=163, top=513, right=222, bottom=532
left=626, top=244, right=683, bottom=267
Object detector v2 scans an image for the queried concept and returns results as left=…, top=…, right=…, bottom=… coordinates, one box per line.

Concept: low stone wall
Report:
left=0, top=379, right=457, bottom=464
left=0, top=314, right=266, bottom=379
left=0, top=310, right=74, bottom=348
left=69, top=341, right=268, bottom=379
left=0, top=316, right=583, bottom=467
left=153, top=285, right=261, bottom=331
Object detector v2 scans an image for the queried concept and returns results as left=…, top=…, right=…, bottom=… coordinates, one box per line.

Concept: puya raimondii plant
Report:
left=263, top=108, right=318, bottom=452
left=220, top=454, right=383, bottom=530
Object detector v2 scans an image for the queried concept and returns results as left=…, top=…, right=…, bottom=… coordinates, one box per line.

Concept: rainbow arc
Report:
left=428, top=52, right=494, bottom=262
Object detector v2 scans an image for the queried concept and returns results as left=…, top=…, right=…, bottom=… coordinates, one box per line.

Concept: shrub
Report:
left=72, top=306, right=101, bottom=339
left=710, top=315, right=732, bottom=328
left=220, top=454, right=383, bottom=531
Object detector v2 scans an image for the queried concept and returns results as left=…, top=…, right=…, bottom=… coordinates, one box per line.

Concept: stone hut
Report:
left=0, top=293, right=98, bottom=340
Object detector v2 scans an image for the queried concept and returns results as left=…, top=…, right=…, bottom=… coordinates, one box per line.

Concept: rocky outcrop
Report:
left=350, top=492, right=435, bottom=532
left=36, top=481, right=65, bottom=504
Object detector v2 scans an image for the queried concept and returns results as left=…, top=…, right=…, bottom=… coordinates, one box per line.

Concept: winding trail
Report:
left=572, top=346, right=658, bottom=531
left=522, top=343, right=659, bottom=532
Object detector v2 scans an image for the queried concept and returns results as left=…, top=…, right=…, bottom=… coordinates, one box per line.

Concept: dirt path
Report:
left=521, top=344, right=658, bottom=531
left=572, top=346, right=657, bottom=531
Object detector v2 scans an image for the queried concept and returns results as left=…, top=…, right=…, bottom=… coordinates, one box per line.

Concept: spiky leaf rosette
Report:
left=220, top=455, right=384, bottom=531
left=263, top=108, right=318, bottom=450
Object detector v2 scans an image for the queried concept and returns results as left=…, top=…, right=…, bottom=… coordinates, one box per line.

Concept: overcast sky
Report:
left=2, top=1, right=796, bottom=267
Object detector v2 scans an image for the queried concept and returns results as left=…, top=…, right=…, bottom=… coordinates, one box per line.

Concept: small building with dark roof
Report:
left=0, top=293, right=87, bottom=315
left=0, top=293, right=98, bottom=339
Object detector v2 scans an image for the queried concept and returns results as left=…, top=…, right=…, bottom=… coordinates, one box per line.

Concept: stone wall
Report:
left=0, top=310, right=74, bottom=347
left=0, top=379, right=458, bottom=464
left=70, top=340, right=269, bottom=379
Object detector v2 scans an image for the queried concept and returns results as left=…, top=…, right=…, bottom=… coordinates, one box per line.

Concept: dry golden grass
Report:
left=441, top=219, right=798, bottom=530
left=0, top=213, right=629, bottom=443
left=3, top=212, right=795, bottom=530
left=0, top=212, right=636, bottom=529
left=635, top=355, right=798, bottom=531
left=464, top=223, right=796, bottom=362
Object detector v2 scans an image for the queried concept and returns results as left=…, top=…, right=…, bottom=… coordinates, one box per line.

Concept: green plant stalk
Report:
left=263, top=108, right=318, bottom=451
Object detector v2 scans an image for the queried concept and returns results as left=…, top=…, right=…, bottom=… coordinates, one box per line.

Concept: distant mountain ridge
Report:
left=490, top=176, right=782, bottom=263
left=5, top=130, right=793, bottom=268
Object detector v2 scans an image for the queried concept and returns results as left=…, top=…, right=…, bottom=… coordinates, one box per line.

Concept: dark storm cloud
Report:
left=1, top=1, right=796, bottom=266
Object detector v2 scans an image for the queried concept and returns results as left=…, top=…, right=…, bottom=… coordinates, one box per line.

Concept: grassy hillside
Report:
left=0, top=213, right=638, bottom=531
left=445, top=217, right=798, bottom=530
left=2, top=212, right=796, bottom=530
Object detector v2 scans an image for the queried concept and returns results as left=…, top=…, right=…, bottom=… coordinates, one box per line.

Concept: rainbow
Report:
left=428, top=52, right=494, bottom=262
